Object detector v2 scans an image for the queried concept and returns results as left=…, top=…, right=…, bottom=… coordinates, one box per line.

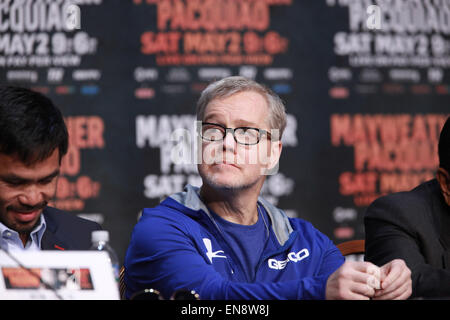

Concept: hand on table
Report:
left=325, top=261, right=381, bottom=300
left=373, top=259, right=412, bottom=300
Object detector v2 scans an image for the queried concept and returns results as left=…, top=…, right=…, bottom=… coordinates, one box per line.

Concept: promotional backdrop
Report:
left=1, top=0, right=449, bottom=264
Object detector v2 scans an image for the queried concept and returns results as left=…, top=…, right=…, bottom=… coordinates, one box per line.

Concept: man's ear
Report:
left=436, top=167, right=450, bottom=206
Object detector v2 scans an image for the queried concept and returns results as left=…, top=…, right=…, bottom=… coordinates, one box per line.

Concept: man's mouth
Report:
left=215, top=153, right=240, bottom=166
left=7, top=203, right=46, bottom=223
left=9, top=209, right=41, bottom=223
left=213, top=163, right=240, bottom=170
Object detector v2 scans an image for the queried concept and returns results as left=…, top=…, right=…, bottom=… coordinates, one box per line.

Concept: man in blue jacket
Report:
left=125, top=76, right=410, bottom=300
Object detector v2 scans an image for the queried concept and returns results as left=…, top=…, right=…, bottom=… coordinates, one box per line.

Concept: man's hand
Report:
left=325, top=261, right=381, bottom=300
left=373, top=259, right=412, bottom=300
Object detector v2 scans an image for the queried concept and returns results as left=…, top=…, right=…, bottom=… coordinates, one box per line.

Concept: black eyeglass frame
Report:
left=200, top=121, right=272, bottom=146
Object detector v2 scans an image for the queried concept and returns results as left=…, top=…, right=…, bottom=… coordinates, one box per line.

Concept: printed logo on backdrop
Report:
left=331, top=114, right=449, bottom=208
left=1, top=0, right=103, bottom=102
left=131, top=0, right=296, bottom=101
left=324, top=0, right=450, bottom=240
left=326, top=0, right=450, bottom=98
left=135, top=0, right=291, bottom=66
left=49, top=116, right=105, bottom=225
left=0, top=1, right=100, bottom=70
left=329, top=113, right=449, bottom=240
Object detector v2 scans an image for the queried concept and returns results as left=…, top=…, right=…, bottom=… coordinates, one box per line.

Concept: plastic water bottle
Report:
left=90, top=230, right=120, bottom=284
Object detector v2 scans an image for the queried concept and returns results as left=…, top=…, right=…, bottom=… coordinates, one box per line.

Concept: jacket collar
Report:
left=165, top=184, right=294, bottom=246
left=40, top=208, right=67, bottom=251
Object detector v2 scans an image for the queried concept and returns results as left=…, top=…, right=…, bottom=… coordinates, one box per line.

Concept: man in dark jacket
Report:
left=365, top=116, right=450, bottom=299
left=0, top=86, right=100, bottom=252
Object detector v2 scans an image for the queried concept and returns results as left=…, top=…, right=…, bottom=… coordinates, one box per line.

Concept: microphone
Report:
left=171, top=289, right=200, bottom=300
left=130, top=288, right=164, bottom=300
left=0, top=245, right=64, bottom=300
left=129, top=288, right=201, bottom=300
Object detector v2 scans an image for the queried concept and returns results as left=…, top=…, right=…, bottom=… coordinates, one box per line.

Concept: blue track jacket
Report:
left=124, top=185, right=344, bottom=300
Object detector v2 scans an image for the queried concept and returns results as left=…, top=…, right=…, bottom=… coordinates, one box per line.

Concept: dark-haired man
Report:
left=0, top=86, right=100, bottom=251
left=365, top=116, right=450, bottom=298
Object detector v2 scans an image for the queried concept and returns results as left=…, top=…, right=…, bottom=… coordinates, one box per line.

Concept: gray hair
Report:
left=196, top=76, right=287, bottom=139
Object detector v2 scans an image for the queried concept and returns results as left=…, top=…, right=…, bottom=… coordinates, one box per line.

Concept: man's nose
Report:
left=223, top=129, right=237, bottom=151
left=18, top=186, right=45, bottom=207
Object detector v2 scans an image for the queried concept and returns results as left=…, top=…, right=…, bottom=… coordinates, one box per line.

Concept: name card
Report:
left=0, top=250, right=119, bottom=300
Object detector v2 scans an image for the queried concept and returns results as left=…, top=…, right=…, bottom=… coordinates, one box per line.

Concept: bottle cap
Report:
left=92, top=230, right=109, bottom=243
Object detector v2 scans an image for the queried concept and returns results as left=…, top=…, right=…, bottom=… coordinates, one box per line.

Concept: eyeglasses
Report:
left=200, top=122, right=271, bottom=146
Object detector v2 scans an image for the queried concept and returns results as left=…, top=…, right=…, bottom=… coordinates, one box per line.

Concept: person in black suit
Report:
left=365, top=116, right=450, bottom=299
left=0, top=86, right=101, bottom=251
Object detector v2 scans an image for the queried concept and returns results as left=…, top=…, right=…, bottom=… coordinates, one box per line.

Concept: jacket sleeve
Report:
left=124, top=210, right=336, bottom=300
left=364, top=196, right=450, bottom=298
